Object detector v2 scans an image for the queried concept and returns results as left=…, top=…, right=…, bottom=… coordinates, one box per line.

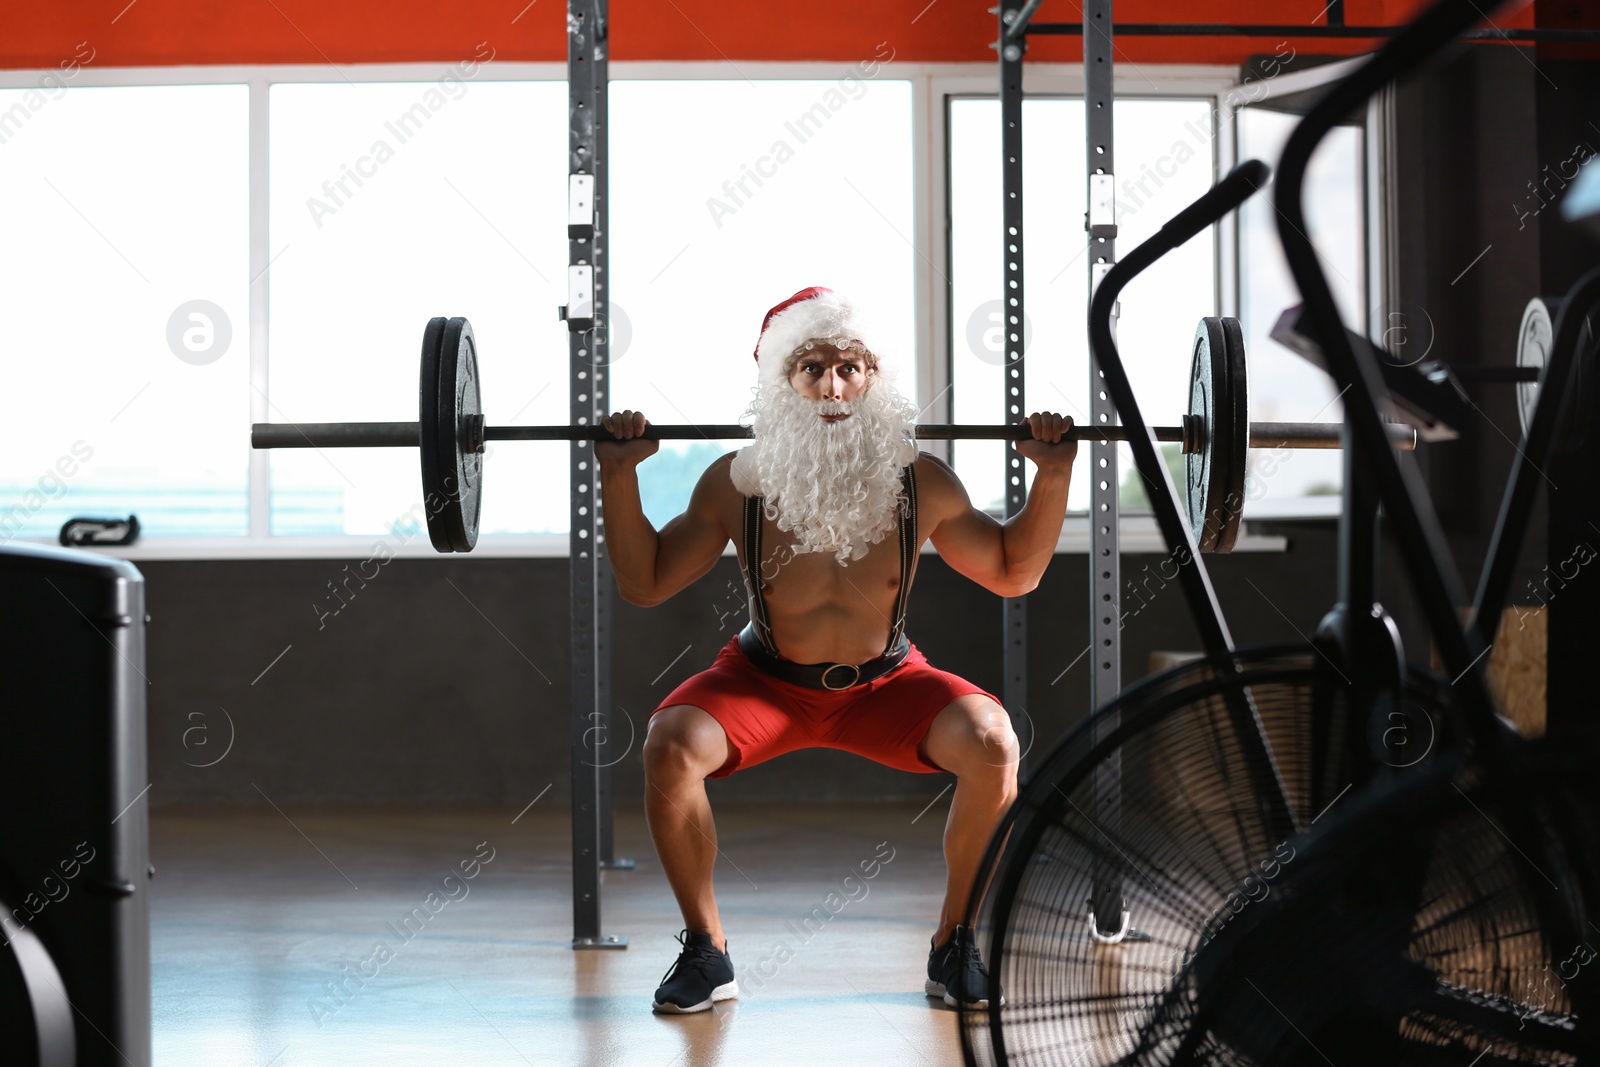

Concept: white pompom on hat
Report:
left=752, top=286, right=888, bottom=385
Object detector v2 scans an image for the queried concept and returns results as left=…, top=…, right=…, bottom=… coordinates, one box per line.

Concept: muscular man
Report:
left=596, top=287, right=1076, bottom=1014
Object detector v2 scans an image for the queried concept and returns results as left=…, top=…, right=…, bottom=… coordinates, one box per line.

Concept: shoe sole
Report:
left=652, top=980, right=739, bottom=1014
left=924, top=979, right=1005, bottom=1009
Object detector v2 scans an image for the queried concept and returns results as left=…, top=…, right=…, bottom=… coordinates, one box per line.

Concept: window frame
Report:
left=0, top=58, right=1363, bottom=559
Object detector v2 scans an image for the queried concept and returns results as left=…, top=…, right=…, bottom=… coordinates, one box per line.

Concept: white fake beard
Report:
left=732, top=372, right=919, bottom=565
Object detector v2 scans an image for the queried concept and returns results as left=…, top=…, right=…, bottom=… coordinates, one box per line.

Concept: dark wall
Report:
left=1390, top=43, right=1600, bottom=617
left=1391, top=44, right=1545, bottom=600
left=1388, top=41, right=1600, bottom=737
left=1534, top=56, right=1600, bottom=737
left=141, top=518, right=1429, bottom=806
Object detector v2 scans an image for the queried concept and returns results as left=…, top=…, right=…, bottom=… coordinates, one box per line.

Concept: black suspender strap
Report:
left=742, top=494, right=779, bottom=654
left=884, top=462, right=917, bottom=655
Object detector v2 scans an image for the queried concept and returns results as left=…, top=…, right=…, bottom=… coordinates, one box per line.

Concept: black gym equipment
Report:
left=0, top=911, right=75, bottom=1067
left=1185, top=317, right=1248, bottom=554
left=57, top=515, right=141, bottom=548
left=0, top=543, right=152, bottom=1067
left=418, top=315, right=483, bottom=553
left=959, top=1, right=1600, bottom=1063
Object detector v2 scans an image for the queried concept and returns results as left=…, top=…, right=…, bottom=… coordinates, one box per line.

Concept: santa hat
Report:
left=752, top=287, right=888, bottom=385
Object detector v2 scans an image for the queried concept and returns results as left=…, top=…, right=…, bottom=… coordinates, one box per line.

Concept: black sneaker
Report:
left=926, top=925, right=1003, bottom=1009
left=652, top=929, right=738, bottom=1014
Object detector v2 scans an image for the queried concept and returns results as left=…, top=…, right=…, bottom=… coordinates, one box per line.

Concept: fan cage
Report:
left=956, top=647, right=1598, bottom=1066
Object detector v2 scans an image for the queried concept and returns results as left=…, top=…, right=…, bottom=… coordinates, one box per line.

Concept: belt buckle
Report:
left=820, top=662, right=862, bottom=690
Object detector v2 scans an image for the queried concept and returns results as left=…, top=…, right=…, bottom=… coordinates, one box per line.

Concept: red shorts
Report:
left=653, top=635, right=1000, bottom=779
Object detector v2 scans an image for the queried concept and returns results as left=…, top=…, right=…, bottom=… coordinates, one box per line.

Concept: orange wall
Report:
left=0, top=1, right=1538, bottom=70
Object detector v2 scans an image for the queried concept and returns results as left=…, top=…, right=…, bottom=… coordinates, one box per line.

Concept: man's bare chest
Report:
left=736, top=511, right=910, bottom=610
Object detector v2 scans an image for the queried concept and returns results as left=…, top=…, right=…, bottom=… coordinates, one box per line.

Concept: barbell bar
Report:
left=248, top=315, right=1417, bottom=554
left=249, top=418, right=1414, bottom=451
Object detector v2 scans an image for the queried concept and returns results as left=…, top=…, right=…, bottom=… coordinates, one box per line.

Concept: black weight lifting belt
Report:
left=736, top=463, right=917, bottom=691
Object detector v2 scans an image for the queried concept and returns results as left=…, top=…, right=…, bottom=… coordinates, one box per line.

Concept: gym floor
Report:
left=151, top=800, right=963, bottom=1066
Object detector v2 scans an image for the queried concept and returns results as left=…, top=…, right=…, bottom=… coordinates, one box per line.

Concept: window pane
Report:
left=607, top=77, right=914, bottom=527
left=0, top=84, right=248, bottom=540
left=948, top=97, right=1216, bottom=513
left=267, top=78, right=570, bottom=536
left=1238, top=107, right=1364, bottom=502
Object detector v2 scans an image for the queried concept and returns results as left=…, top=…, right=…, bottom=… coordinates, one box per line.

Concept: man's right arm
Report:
left=597, top=414, right=732, bottom=607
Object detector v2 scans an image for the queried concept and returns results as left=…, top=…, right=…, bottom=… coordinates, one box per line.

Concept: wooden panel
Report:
left=1485, top=606, right=1547, bottom=737
left=1432, top=607, right=1548, bottom=737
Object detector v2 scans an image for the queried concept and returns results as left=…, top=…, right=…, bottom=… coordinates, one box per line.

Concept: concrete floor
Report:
left=151, top=797, right=966, bottom=1066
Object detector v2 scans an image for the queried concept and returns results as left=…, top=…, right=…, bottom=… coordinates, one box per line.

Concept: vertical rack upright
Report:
left=997, top=2, right=1033, bottom=766
left=565, top=0, right=628, bottom=951
left=1082, top=0, right=1129, bottom=940
left=998, top=0, right=1129, bottom=937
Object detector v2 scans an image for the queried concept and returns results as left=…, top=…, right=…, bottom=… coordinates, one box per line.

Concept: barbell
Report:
left=250, top=315, right=1416, bottom=554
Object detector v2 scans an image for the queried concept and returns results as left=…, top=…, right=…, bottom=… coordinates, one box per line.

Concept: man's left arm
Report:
left=925, top=413, right=1077, bottom=597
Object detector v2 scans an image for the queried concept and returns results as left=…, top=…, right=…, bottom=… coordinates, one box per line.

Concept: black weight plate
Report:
left=436, top=318, right=483, bottom=552
left=1185, top=317, right=1227, bottom=551
left=1185, top=317, right=1248, bottom=553
left=1215, top=316, right=1248, bottom=553
left=419, top=316, right=454, bottom=553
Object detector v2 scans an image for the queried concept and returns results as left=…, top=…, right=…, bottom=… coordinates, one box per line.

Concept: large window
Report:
left=0, top=83, right=249, bottom=541
left=0, top=61, right=1374, bottom=555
